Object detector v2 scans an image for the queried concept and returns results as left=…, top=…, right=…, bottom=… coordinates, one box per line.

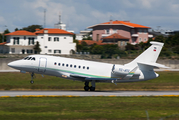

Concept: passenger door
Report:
left=38, top=57, right=47, bottom=72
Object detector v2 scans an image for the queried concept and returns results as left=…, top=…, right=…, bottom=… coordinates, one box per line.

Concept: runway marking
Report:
left=1, top=95, right=179, bottom=98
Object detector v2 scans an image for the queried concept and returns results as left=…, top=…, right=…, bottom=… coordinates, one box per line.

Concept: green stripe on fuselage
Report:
left=24, top=65, right=111, bottom=78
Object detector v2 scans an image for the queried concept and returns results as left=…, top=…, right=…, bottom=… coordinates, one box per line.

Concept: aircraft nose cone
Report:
left=8, top=60, right=23, bottom=69
left=8, top=61, right=15, bottom=67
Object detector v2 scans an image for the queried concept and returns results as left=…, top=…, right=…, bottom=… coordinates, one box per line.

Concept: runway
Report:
left=0, top=91, right=179, bottom=97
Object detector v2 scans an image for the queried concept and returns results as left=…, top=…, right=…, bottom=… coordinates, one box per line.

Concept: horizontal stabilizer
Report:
left=137, top=62, right=170, bottom=69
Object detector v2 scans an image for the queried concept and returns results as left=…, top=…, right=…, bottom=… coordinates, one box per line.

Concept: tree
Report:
left=22, top=25, right=43, bottom=32
left=33, top=41, right=41, bottom=54
left=15, top=28, right=19, bottom=31
left=0, top=29, right=10, bottom=43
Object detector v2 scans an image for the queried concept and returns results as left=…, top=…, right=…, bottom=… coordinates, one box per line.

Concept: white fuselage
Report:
left=8, top=55, right=158, bottom=83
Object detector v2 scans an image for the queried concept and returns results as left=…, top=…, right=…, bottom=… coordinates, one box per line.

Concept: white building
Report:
left=76, top=30, right=91, bottom=40
left=0, top=28, right=76, bottom=55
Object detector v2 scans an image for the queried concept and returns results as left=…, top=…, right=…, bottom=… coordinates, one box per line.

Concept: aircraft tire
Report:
left=30, top=80, right=34, bottom=84
left=90, top=86, right=95, bottom=91
left=84, top=86, right=89, bottom=91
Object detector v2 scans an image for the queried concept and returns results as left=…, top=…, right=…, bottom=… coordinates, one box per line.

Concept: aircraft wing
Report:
left=137, top=62, right=170, bottom=69
left=70, top=73, right=117, bottom=82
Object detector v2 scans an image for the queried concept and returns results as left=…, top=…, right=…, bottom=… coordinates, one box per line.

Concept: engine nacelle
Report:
left=112, top=65, right=130, bottom=75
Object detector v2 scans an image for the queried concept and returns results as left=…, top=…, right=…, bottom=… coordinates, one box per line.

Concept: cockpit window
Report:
left=28, top=57, right=32, bottom=60
left=31, top=57, right=35, bottom=61
left=23, top=57, right=36, bottom=61
left=24, top=57, right=29, bottom=60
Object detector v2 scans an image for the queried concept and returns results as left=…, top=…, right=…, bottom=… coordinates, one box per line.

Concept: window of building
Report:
left=138, top=29, right=142, bottom=33
left=28, top=37, right=35, bottom=45
left=64, top=37, right=66, bottom=39
left=139, top=38, right=142, bottom=42
left=48, top=37, right=51, bottom=41
left=41, top=37, right=43, bottom=39
left=48, top=49, right=51, bottom=53
left=96, top=34, right=99, bottom=41
left=125, top=41, right=127, bottom=46
left=106, top=29, right=110, bottom=34
left=13, top=37, right=20, bottom=45
left=11, top=48, right=15, bottom=53
left=144, top=38, right=147, bottom=42
left=120, top=41, right=123, bottom=46
left=27, top=49, right=33, bottom=54
left=144, top=29, right=147, bottom=34
left=24, top=36, right=26, bottom=40
left=113, top=29, right=117, bottom=33
left=45, top=46, right=47, bottom=48
left=54, top=50, right=61, bottom=54
left=54, top=37, right=59, bottom=41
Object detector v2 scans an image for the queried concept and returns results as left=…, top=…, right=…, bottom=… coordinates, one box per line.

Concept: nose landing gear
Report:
left=30, top=72, right=35, bottom=84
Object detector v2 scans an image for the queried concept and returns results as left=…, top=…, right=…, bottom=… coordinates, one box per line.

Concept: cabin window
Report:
left=70, top=64, right=72, bottom=67
left=74, top=65, right=76, bottom=68
left=54, top=62, right=57, bottom=65
left=66, top=64, right=68, bottom=67
left=62, top=63, right=64, bottom=66
left=79, top=66, right=81, bottom=69
left=83, top=66, right=85, bottom=69
left=87, top=67, right=89, bottom=70
left=58, top=63, right=60, bottom=66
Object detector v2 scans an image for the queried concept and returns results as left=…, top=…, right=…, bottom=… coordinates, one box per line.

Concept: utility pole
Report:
left=44, top=9, right=46, bottom=28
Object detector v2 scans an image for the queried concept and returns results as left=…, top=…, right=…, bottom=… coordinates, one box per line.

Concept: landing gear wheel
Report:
left=30, top=72, right=35, bottom=84
left=30, top=80, right=34, bottom=84
left=84, top=86, right=89, bottom=91
left=90, top=86, right=95, bottom=91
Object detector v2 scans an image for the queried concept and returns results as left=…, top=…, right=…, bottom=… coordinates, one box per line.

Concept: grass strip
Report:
left=0, top=71, right=179, bottom=91
left=0, top=96, right=178, bottom=120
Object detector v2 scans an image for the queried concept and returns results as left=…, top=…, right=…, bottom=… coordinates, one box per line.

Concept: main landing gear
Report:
left=30, top=72, right=35, bottom=84
left=84, top=81, right=95, bottom=91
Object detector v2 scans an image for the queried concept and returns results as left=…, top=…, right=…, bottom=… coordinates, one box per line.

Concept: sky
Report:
left=0, top=0, right=179, bottom=33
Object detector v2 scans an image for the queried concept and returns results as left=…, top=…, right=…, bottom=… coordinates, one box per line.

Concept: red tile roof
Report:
left=0, top=42, right=7, bottom=45
left=35, top=28, right=74, bottom=35
left=5, top=29, right=74, bottom=36
left=5, top=30, right=36, bottom=36
left=88, top=20, right=150, bottom=29
left=102, top=33, right=129, bottom=40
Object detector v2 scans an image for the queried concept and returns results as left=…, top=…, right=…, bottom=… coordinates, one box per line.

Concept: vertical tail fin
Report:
left=124, top=41, right=164, bottom=68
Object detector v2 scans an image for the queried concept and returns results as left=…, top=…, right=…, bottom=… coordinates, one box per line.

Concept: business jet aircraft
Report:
left=8, top=41, right=169, bottom=91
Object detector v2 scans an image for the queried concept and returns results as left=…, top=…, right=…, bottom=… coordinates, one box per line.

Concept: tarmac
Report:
left=0, top=91, right=179, bottom=97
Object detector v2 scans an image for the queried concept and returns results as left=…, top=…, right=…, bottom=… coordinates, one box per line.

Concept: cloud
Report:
left=0, top=0, right=179, bottom=33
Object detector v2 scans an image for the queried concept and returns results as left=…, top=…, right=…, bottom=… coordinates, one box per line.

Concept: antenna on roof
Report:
left=44, top=9, right=46, bottom=28
left=59, top=11, right=62, bottom=24
left=110, top=15, right=113, bottom=21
